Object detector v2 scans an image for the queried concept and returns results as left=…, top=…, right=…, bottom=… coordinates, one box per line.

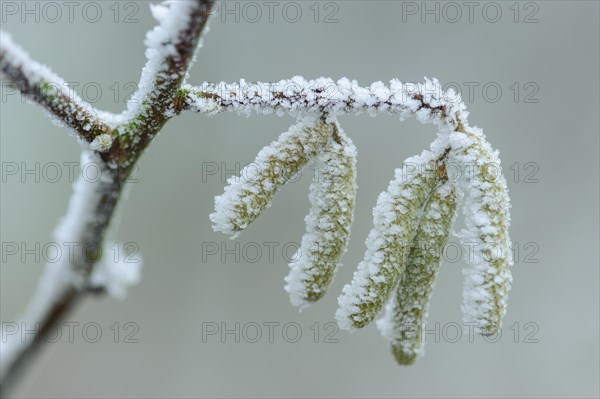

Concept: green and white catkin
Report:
left=285, top=123, right=357, bottom=308
left=210, top=116, right=332, bottom=238
left=377, top=180, right=457, bottom=365
left=335, top=149, right=441, bottom=330
left=448, top=126, right=513, bottom=335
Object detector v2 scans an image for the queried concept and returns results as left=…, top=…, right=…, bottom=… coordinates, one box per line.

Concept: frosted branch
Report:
left=121, top=0, right=214, bottom=134
left=0, top=151, right=123, bottom=385
left=0, top=1, right=215, bottom=390
left=0, top=31, right=110, bottom=143
left=181, top=77, right=468, bottom=129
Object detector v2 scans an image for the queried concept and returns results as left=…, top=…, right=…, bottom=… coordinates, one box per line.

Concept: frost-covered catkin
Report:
left=377, top=181, right=457, bottom=365
left=336, top=150, right=440, bottom=330
left=285, top=124, right=357, bottom=308
left=210, top=116, right=332, bottom=238
left=449, top=127, right=513, bottom=335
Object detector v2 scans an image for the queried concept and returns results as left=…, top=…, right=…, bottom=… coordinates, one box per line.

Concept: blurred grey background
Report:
left=1, top=1, right=598, bottom=398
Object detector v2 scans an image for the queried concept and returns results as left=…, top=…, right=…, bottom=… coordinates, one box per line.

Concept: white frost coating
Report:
left=90, top=244, right=143, bottom=300
left=285, top=125, right=357, bottom=308
left=120, top=0, right=203, bottom=125
left=335, top=146, right=442, bottom=330
left=184, top=77, right=468, bottom=127
left=448, top=127, right=513, bottom=334
left=54, top=151, right=114, bottom=243
left=89, top=134, right=114, bottom=152
left=0, top=150, right=114, bottom=380
left=0, top=32, right=61, bottom=88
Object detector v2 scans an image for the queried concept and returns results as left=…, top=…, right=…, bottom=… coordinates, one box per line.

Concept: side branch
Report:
left=179, top=77, right=469, bottom=130
left=0, top=32, right=110, bottom=142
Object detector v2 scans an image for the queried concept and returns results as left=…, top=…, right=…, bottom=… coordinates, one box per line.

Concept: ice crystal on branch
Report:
left=90, top=243, right=143, bottom=300
left=182, top=77, right=469, bottom=125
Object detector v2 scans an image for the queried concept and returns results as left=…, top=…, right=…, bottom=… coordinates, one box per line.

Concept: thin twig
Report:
left=178, top=78, right=465, bottom=130
left=0, top=32, right=111, bottom=142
